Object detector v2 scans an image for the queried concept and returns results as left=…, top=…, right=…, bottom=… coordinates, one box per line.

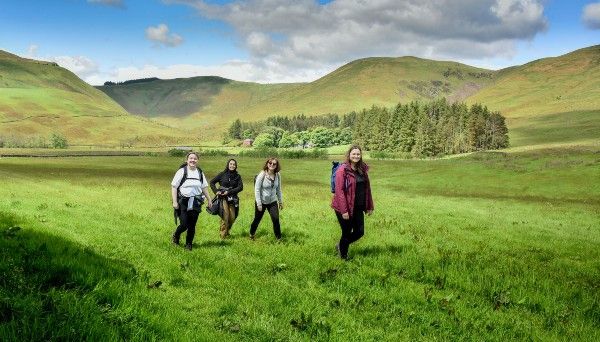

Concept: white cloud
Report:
left=52, top=55, right=99, bottom=78
left=165, top=0, right=547, bottom=82
left=583, top=2, right=600, bottom=29
left=87, top=0, right=124, bottom=8
left=26, top=44, right=39, bottom=58
left=145, top=24, right=184, bottom=47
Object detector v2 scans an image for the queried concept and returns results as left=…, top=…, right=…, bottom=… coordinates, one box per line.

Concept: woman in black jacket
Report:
left=210, top=159, right=243, bottom=239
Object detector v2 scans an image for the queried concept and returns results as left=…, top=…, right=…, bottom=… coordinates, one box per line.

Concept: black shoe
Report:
left=185, top=243, right=192, bottom=251
left=172, top=234, right=180, bottom=246
left=336, top=243, right=347, bottom=260
left=249, top=234, right=255, bottom=241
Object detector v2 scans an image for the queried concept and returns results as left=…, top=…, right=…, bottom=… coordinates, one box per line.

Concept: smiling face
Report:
left=349, top=148, right=362, bottom=164
left=186, top=153, right=198, bottom=169
left=267, top=159, right=278, bottom=171
left=228, top=160, right=237, bottom=171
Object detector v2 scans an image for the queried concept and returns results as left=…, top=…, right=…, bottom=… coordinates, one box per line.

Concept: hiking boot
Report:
left=172, top=234, right=180, bottom=246
left=249, top=234, right=255, bottom=241
left=185, top=243, right=192, bottom=251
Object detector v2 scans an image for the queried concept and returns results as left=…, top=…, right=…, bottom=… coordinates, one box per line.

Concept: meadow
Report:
left=1, top=149, right=599, bottom=341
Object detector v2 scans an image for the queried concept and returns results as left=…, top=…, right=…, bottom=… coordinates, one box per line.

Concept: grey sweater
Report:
left=254, top=171, right=282, bottom=205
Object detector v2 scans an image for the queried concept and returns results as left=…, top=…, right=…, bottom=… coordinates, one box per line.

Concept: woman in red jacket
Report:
left=331, top=145, right=374, bottom=259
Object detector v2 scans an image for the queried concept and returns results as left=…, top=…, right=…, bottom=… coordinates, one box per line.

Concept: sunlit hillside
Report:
left=466, top=45, right=600, bottom=148
left=0, top=50, right=185, bottom=145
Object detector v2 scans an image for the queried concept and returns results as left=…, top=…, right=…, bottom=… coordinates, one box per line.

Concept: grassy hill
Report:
left=97, top=46, right=600, bottom=148
left=0, top=50, right=185, bottom=145
left=466, top=45, right=600, bottom=148
left=98, top=58, right=496, bottom=137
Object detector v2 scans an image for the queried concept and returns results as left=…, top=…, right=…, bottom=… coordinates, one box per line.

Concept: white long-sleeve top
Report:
left=254, top=171, right=282, bottom=205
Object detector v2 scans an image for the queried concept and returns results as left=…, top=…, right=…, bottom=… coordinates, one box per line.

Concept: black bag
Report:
left=206, top=197, right=220, bottom=215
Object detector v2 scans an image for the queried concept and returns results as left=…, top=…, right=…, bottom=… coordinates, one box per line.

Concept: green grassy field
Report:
left=1, top=150, right=599, bottom=340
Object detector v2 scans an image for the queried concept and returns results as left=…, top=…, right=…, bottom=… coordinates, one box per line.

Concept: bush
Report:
left=50, top=134, right=68, bottom=149
left=369, top=151, right=411, bottom=160
left=168, top=148, right=189, bottom=157
left=199, top=149, right=229, bottom=157
left=238, top=148, right=327, bottom=159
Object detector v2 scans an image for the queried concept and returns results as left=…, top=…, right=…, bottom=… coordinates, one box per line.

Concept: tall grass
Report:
left=0, top=150, right=599, bottom=340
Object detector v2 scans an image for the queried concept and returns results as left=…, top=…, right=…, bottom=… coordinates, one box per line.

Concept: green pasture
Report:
left=1, top=149, right=599, bottom=340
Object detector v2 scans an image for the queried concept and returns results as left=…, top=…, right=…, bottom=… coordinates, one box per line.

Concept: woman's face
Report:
left=228, top=160, right=237, bottom=171
left=349, top=148, right=361, bottom=163
left=187, top=154, right=198, bottom=168
left=267, top=159, right=278, bottom=171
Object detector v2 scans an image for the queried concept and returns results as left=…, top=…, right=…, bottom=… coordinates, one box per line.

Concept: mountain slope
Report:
left=0, top=50, right=183, bottom=145
left=98, top=57, right=496, bottom=136
left=466, top=45, right=600, bottom=147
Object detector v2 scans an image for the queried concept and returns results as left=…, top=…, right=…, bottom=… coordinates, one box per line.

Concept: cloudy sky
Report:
left=1, top=0, right=599, bottom=85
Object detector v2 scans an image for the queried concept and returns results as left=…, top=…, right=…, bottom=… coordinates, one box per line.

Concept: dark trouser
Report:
left=173, top=209, right=200, bottom=245
left=335, top=207, right=365, bottom=258
left=250, top=201, right=281, bottom=239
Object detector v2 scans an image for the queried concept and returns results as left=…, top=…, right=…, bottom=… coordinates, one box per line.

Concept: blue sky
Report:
left=1, top=0, right=598, bottom=85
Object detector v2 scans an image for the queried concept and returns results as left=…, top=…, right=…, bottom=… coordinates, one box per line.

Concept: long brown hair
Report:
left=262, top=157, right=281, bottom=173
left=345, top=145, right=365, bottom=175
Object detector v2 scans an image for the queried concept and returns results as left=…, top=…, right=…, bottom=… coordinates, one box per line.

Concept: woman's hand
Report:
left=257, top=204, right=263, bottom=212
left=342, top=212, right=350, bottom=220
left=278, top=202, right=284, bottom=210
left=172, top=201, right=179, bottom=209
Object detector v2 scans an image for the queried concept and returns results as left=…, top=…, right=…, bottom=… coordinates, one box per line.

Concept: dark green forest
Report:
left=228, top=98, right=509, bottom=157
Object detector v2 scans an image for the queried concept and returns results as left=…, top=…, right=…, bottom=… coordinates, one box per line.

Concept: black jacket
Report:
left=210, top=170, right=243, bottom=196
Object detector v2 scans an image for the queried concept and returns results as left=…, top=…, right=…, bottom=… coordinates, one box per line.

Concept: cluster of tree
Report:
left=228, top=98, right=508, bottom=155
left=354, top=99, right=508, bottom=156
left=0, top=133, right=68, bottom=149
left=249, top=126, right=353, bottom=148
left=227, top=113, right=356, bottom=148
left=103, top=78, right=160, bottom=86
left=228, top=113, right=356, bottom=140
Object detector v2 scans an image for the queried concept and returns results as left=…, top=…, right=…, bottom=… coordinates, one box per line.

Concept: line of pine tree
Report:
left=353, top=99, right=509, bottom=156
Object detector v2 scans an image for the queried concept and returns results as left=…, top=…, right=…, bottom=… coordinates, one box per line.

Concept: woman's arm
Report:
left=171, top=187, right=178, bottom=209
left=209, top=171, right=222, bottom=194
left=276, top=173, right=283, bottom=209
left=230, top=176, right=243, bottom=195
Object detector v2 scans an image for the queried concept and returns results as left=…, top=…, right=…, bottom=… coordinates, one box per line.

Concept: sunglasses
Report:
left=268, top=161, right=277, bottom=166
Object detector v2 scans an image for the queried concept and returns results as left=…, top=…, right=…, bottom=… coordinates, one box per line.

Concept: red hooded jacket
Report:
left=331, top=162, right=374, bottom=216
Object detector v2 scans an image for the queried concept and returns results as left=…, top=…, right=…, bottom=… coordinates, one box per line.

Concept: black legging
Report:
left=174, top=209, right=200, bottom=245
left=335, top=207, right=365, bottom=258
left=250, top=201, right=281, bottom=239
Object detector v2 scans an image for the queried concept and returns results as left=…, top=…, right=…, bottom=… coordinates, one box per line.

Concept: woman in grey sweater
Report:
left=250, top=157, right=283, bottom=240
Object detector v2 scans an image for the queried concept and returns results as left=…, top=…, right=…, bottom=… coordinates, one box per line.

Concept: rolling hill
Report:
left=0, top=50, right=185, bottom=145
left=467, top=45, right=600, bottom=148
left=1, top=45, right=598, bottom=148
left=98, top=58, right=497, bottom=136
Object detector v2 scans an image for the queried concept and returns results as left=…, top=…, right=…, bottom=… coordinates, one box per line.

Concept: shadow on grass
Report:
left=0, top=211, right=162, bottom=341
left=353, top=244, right=409, bottom=257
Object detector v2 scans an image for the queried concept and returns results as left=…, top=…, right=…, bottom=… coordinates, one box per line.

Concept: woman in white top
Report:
left=250, top=157, right=283, bottom=240
left=171, top=152, right=212, bottom=251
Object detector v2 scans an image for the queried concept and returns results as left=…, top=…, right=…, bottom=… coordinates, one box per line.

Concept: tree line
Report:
left=227, top=98, right=508, bottom=156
